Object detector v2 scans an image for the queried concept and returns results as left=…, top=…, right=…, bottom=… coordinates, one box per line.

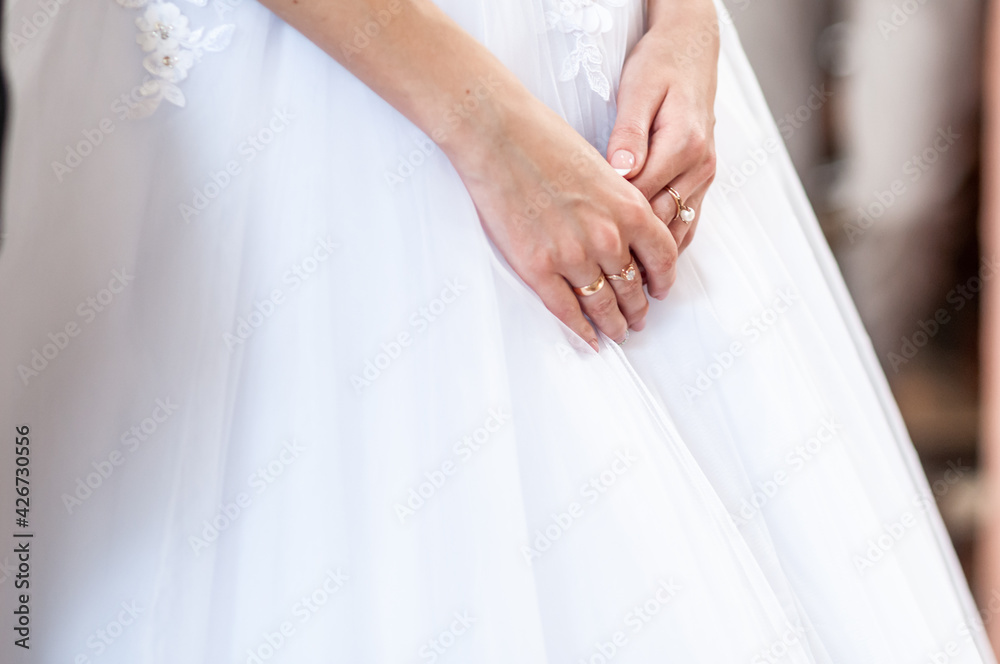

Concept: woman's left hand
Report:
left=606, top=0, right=720, bottom=255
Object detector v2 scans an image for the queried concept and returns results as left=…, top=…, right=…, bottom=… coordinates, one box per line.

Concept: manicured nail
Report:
left=590, top=339, right=600, bottom=352
left=611, top=149, right=635, bottom=176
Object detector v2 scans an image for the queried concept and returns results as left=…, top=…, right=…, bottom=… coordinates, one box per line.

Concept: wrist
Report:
left=647, top=0, right=718, bottom=35
left=432, top=75, right=542, bottom=178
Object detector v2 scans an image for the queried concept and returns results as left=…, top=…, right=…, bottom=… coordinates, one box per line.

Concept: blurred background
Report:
left=719, top=0, right=1000, bottom=646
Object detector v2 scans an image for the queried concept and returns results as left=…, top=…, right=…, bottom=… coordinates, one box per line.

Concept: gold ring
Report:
left=605, top=257, right=638, bottom=282
left=573, top=273, right=606, bottom=297
left=666, top=187, right=696, bottom=224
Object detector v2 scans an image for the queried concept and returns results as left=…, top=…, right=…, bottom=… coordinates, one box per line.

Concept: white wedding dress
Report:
left=1, top=0, right=996, bottom=662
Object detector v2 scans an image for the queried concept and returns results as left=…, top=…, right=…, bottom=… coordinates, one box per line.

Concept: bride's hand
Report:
left=255, top=0, right=680, bottom=349
left=454, top=95, right=679, bottom=351
left=606, top=0, right=720, bottom=254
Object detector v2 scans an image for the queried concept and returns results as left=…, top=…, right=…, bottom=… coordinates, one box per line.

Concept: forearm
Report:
left=258, top=0, right=541, bottom=173
left=647, top=0, right=718, bottom=33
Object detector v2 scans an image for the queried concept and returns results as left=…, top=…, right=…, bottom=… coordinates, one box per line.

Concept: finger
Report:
left=601, top=253, right=649, bottom=331
left=533, top=274, right=600, bottom=352
left=628, top=102, right=714, bottom=201
left=566, top=268, right=629, bottom=344
left=676, top=184, right=708, bottom=253
left=606, top=62, right=666, bottom=179
left=627, top=211, right=679, bottom=301
left=650, top=181, right=708, bottom=252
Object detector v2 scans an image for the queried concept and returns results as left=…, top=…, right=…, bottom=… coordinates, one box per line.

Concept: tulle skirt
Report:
left=0, top=0, right=995, bottom=661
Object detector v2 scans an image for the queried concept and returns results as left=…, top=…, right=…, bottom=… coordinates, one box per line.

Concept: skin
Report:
left=258, top=0, right=719, bottom=350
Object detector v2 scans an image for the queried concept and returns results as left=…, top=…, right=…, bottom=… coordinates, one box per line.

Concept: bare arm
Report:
left=258, top=0, right=679, bottom=348
left=261, top=0, right=524, bottom=174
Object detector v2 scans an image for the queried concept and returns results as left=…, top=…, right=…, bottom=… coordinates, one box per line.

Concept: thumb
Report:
left=606, top=83, right=660, bottom=179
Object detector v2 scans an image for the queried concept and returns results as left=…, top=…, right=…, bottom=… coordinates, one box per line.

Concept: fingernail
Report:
left=632, top=319, right=646, bottom=332
left=611, top=149, right=635, bottom=176
left=590, top=339, right=600, bottom=352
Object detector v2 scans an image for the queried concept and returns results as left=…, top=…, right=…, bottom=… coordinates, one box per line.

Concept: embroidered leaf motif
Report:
left=200, top=24, right=234, bottom=52
left=160, top=81, right=187, bottom=107
left=129, top=96, right=161, bottom=119
left=559, top=56, right=581, bottom=81
left=585, top=67, right=610, bottom=101
left=547, top=1, right=621, bottom=100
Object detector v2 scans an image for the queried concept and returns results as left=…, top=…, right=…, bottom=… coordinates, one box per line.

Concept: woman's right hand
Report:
left=450, top=94, right=679, bottom=351
left=255, top=0, right=677, bottom=350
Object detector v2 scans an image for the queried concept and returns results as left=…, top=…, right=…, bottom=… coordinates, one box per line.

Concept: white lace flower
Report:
left=143, top=47, right=195, bottom=82
left=549, top=0, right=615, bottom=35
left=545, top=0, right=625, bottom=101
left=136, top=2, right=191, bottom=54
left=114, top=0, right=235, bottom=117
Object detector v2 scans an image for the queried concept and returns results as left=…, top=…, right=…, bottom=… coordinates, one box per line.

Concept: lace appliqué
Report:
left=115, top=0, right=234, bottom=118
left=545, top=0, right=625, bottom=101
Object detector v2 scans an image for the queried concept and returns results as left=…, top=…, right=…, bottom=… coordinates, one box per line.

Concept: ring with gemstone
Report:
left=666, top=187, right=696, bottom=224
left=605, top=257, right=639, bottom=283
left=572, top=273, right=606, bottom=297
